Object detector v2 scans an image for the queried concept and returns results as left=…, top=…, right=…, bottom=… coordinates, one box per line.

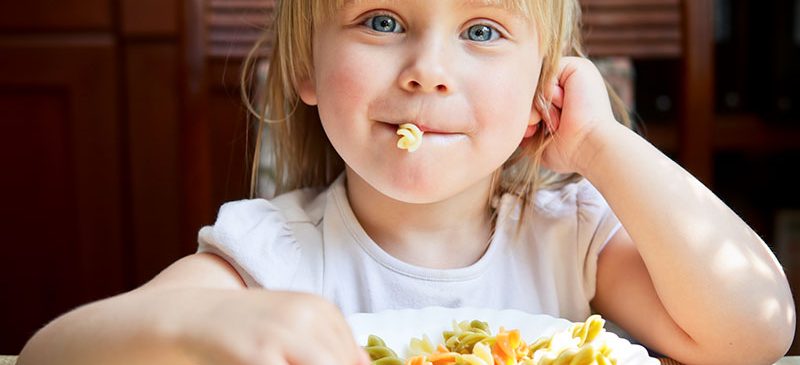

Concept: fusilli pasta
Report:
left=362, top=315, right=619, bottom=365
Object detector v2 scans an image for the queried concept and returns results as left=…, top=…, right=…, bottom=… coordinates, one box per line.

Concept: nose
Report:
left=397, top=37, right=454, bottom=95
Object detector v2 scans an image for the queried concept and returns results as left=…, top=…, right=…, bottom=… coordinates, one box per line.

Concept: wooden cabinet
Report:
left=0, top=0, right=191, bottom=354
left=0, top=23, right=124, bottom=360
left=0, top=0, right=112, bottom=30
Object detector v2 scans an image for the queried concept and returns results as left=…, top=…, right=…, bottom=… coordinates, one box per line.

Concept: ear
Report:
left=524, top=102, right=543, bottom=138
left=296, top=76, right=318, bottom=106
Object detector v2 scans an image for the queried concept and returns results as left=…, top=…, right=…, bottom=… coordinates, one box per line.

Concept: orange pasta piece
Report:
left=406, top=355, right=432, bottom=365
left=494, top=332, right=513, bottom=360
left=491, top=329, right=525, bottom=365
left=425, top=344, right=459, bottom=365
left=429, top=355, right=458, bottom=365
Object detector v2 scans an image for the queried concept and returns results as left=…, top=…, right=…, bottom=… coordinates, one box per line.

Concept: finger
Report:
left=326, top=306, right=367, bottom=364
left=255, top=353, right=290, bottom=365
left=543, top=104, right=561, bottom=134
left=555, top=56, right=583, bottom=87
left=358, top=348, right=371, bottom=365
left=294, top=320, right=353, bottom=365
left=534, top=98, right=561, bottom=134
left=286, top=342, right=340, bottom=365
left=550, top=83, right=564, bottom=109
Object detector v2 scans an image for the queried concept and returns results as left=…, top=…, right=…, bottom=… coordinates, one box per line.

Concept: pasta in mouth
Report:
left=396, top=123, right=424, bottom=152
left=363, top=315, right=618, bottom=365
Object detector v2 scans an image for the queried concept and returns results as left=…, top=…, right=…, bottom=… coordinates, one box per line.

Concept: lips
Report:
left=379, top=121, right=457, bottom=134
left=417, top=125, right=454, bottom=134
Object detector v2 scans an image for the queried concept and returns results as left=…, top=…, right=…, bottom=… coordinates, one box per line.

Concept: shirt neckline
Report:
left=328, top=174, right=511, bottom=282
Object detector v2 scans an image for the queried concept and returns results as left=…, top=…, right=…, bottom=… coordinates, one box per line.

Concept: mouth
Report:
left=378, top=121, right=459, bottom=135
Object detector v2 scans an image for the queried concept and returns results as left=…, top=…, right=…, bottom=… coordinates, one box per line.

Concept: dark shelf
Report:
left=643, top=115, right=800, bottom=153
left=716, top=114, right=800, bottom=151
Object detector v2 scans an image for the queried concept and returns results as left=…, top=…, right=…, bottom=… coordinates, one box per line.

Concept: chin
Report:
left=374, top=169, right=466, bottom=204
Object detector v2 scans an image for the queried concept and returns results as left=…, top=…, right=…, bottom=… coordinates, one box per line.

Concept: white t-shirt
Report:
left=197, top=174, right=621, bottom=321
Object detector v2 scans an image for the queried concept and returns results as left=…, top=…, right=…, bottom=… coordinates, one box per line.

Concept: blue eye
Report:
left=367, top=15, right=403, bottom=33
left=463, top=24, right=499, bottom=42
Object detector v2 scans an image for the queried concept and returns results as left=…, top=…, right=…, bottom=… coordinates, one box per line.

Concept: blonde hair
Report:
left=243, top=0, right=632, bottom=223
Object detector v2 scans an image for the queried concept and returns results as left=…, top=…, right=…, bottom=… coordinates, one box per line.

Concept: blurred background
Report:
left=1, top=0, right=798, bottom=356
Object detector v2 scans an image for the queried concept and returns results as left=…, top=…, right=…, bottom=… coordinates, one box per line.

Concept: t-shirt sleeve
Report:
left=197, top=199, right=302, bottom=289
left=575, top=180, right=622, bottom=301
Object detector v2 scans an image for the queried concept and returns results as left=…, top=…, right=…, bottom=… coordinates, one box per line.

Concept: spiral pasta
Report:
left=529, top=315, right=617, bottom=365
left=362, top=315, right=618, bottom=365
left=443, top=320, right=492, bottom=354
left=366, top=335, right=405, bottom=365
left=396, top=123, right=424, bottom=152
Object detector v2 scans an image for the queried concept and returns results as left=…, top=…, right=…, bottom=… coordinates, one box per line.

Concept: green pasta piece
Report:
left=367, top=346, right=398, bottom=359
left=455, top=333, right=489, bottom=352
left=443, top=320, right=492, bottom=354
left=470, top=320, right=490, bottom=333
left=367, top=335, right=388, bottom=347
left=373, top=358, right=404, bottom=365
left=363, top=335, right=403, bottom=365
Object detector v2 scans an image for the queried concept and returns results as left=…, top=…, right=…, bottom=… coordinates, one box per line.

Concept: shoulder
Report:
left=212, top=185, right=326, bottom=229
left=196, top=185, right=329, bottom=289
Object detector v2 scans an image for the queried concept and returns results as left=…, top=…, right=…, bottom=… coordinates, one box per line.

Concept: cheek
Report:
left=472, top=67, right=538, bottom=132
left=315, top=46, right=385, bottom=127
left=464, top=58, right=541, bottom=163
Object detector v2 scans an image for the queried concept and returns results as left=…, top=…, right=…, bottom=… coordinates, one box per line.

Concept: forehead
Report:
left=328, top=0, right=533, bottom=19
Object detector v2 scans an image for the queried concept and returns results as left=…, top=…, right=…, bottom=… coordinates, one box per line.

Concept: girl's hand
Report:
left=175, top=289, right=370, bottom=365
left=536, top=57, right=618, bottom=175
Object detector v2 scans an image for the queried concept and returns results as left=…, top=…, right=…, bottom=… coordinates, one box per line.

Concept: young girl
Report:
left=19, top=0, right=794, bottom=364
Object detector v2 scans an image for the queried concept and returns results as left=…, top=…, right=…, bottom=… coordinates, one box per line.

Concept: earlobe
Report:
left=296, top=77, right=318, bottom=106
left=523, top=122, right=540, bottom=138
left=525, top=107, right=543, bottom=138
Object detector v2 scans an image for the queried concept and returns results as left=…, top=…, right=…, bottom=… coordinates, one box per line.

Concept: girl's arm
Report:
left=18, top=253, right=369, bottom=365
left=538, top=57, right=795, bottom=365
left=584, top=122, right=794, bottom=365
left=17, top=253, right=243, bottom=365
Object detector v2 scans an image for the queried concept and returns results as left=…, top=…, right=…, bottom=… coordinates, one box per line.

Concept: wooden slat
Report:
left=582, top=0, right=679, bottom=6
left=583, top=11, right=680, bottom=27
left=581, top=0, right=682, bottom=58
left=206, top=0, right=275, bottom=58
left=679, top=0, right=714, bottom=184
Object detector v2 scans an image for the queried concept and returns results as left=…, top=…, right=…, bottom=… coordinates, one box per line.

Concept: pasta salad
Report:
left=363, top=314, right=619, bottom=365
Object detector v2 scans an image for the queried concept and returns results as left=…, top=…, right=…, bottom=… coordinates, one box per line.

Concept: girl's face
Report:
left=299, top=0, right=543, bottom=203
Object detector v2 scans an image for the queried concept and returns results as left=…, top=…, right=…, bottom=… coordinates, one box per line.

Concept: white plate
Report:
left=347, top=307, right=659, bottom=365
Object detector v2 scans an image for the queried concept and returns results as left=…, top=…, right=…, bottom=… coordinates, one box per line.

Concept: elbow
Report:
left=729, top=279, right=797, bottom=365
left=721, top=303, right=795, bottom=365
left=688, top=299, right=795, bottom=365
left=767, top=299, right=796, bottom=364
left=760, top=287, right=797, bottom=364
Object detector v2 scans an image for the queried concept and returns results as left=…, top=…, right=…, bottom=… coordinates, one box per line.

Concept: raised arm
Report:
left=536, top=56, right=795, bottom=365
left=585, top=122, right=794, bottom=365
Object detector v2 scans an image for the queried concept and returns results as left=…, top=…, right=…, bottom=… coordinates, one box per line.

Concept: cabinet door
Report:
left=0, top=0, right=112, bottom=30
left=0, top=37, right=125, bottom=354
